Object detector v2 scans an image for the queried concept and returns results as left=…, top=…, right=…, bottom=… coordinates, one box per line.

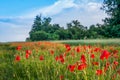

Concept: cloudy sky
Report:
left=0, top=0, right=107, bottom=42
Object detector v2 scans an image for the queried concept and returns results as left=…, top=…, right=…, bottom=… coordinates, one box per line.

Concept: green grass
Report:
left=0, top=39, right=120, bottom=80
left=53, top=39, right=120, bottom=46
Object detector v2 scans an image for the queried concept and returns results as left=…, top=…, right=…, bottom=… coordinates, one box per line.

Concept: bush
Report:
left=30, top=31, right=48, bottom=41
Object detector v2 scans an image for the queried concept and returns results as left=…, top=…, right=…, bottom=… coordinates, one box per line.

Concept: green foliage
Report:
left=29, top=15, right=62, bottom=41
left=30, top=31, right=48, bottom=41
left=47, top=34, right=59, bottom=40
left=105, top=24, right=120, bottom=38
left=30, top=15, right=42, bottom=33
left=28, top=5, right=120, bottom=41
left=102, top=0, right=120, bottom=26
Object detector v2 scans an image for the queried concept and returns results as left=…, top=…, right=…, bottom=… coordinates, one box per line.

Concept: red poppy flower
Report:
left=96, top=70, right=103, bottom=75
left=55, top=55, right=65, bottom=63
left=68, top=64, right=76, bottom=72
left=88, top=45, right=91, bottom=49
left=94, top=47, right=101, bottom=52
left=78, top=63, right=87, bottom=70
left=26, top=53, right=29, bottom=59
left=60, top=57, right=64, bottom=64
left=15, top=55, right=20, bottom=61
left=65, top=44, right=71, bottom=52
left=16, top=46, right=22, bottom=50
left=40, top=55, right=44, bottom=61
left=90, top=54, right=95, bottom=59
left=59, top=54, right=65, bottom=63
left=76, top=47, right=80, bottom=53
left=106, top=62, right=110, bottom=66
left=65, top=44, right=70, bottom=48
left=26, top=50, right=32, bottom=55
left=113, top=61, right=118, bottom=65
left=50, top=50, right=54, bottom=55
left=113, top=50, right=118, bottom=54
left=55, top=56, right=59, bottom=61
left=59, top=54, right=63, bottom=59
left=100, top=50, right=110, bottom=60
left=80, top=54, right=86, bottom=63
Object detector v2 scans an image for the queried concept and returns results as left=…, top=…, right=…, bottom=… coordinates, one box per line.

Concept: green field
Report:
left=54, top=39, right=120, bottom=46
left=0, top=39, right=120, bottom=80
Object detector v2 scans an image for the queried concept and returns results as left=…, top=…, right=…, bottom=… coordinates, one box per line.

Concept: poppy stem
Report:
left=83, top=70, right=87, bottom=80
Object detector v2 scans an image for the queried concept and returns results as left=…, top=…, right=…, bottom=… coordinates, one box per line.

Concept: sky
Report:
left=0, top=0, right=107, bottom=42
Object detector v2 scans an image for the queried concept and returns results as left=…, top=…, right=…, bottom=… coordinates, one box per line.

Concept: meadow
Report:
left=0, top=39, right=120, bottom=80
left=54, top=39, right=120, bottom=46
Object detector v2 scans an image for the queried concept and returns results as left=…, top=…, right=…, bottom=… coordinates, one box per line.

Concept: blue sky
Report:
left=0, top=0, right=107, bottom=42
left=0, top=0, right=56, bottom=16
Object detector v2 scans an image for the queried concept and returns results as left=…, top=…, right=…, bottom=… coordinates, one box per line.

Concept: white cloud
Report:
left=0, top=21, right=31, bottom=42
left=23, top=0, right=78, bottom=18
left=0, top=16, right=34, bottom=42
left=85, top=2, right=101, bottom=11
left=23, top=0, right=107, bottom=27
left=52, top=1, right=107, bottom=27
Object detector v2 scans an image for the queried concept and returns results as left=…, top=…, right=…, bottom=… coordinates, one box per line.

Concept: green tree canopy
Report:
left=102, top=0, right=120, bottom=26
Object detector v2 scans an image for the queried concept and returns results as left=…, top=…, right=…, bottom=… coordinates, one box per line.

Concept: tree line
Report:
left=26, top=0, right=120, bottom=41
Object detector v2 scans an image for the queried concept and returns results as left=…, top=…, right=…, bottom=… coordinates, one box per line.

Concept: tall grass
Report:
left=53, top=39, right=120, bottom=46
left=0, top=40, right=120, bottom=80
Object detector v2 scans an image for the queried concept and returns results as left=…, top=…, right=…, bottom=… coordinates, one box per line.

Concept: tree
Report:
left=67, top=20, right=86, bottom=39
left=55, top=28, right=69, bottom=40
left=27, top=12, right=120, bottom=41
left=47, top=33, right=59, bottom=40
left=42, top=17, right=52, bottom=32
left=30, top=31, right=48, bottom=41
left=101, top=0, right=120, bottom=38
left=30, top=14, right=42, bottom=33
left=102, top=0, right=120, bottom=26
left=29, top=15, right=54, bottom=41
left=88, top=25, right=98, bottom=38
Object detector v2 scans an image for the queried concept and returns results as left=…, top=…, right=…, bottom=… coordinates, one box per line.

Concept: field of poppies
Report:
left=0, top=41, right=120, bottom=80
